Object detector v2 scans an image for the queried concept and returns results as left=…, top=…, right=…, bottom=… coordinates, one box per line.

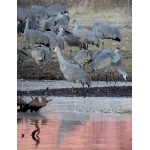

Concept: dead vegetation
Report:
left=17, top=96, right=53, bottom=112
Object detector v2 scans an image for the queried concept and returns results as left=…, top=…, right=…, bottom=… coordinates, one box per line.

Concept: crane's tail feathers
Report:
left=124, top=72, right=129, bottom=80
left=115, top=37, right=122, bottom=42
left=96, top=44, right=99, bottom=47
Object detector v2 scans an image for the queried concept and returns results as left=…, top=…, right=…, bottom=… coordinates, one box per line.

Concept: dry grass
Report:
left=69, top=1, right=131, bottom=27
left=69, top=12, right=131, bottom=27
left=18, top=0, right=132, bottom=27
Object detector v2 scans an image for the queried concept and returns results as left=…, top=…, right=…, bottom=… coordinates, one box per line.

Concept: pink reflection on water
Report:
left=17, top=113, right=132, bottom=150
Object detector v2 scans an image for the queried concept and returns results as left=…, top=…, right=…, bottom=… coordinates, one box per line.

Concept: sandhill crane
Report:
left=44, top=30, right=64, bottom=50
left=57, top=26, right=86, bottom=59
left=18, top=14, right=39, bottom=34
left=73, top=49, right=94, bottom=68
left=54, top=12, right=70, bottom=32
left=43, top=17, right=56, bottom=32
left=17, top=6, right=27, bottom=23
left=43, top=12, right=70, bottom=33
left=17, top=45, right=29, bottom=63
left=92, top=22, right=122, bottom=50
left=17, top=18, right=39, bottom=36
left=53, top=46, right=91, bottom=97
left=29, top=5, right=49, bottom=31
left=31, top=45, right=51, bottom=78
left=86, top=47, right=128, bottom=83
left=24, top=17, right=50, bottom=48
left=73, top=20, right=100, bottom=50
left=46, top=5, right=69, bottom=17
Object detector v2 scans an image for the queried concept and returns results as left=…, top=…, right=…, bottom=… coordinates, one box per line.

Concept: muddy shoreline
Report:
left=17, top=86, right=132, bottom=97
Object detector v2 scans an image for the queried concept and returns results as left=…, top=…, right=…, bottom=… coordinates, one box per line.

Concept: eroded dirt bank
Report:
left=17, top=86, right=132, bottom=97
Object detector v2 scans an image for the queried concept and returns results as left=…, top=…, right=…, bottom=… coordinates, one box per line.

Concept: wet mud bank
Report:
left=17, top=86, right=132, bottom=97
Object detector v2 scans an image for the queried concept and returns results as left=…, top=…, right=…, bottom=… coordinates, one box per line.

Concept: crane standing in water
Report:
left=53, top=46, right=91, bottom=97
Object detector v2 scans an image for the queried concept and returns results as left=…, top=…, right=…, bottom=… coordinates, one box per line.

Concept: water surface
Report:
left=17, top=79, right=132, bottom=91
left=17, top=80, right=132, bottom=150
left=17, top=112, right=132, bottom=150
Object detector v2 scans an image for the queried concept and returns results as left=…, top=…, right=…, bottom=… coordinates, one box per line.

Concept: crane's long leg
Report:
left=97, top=73, right=100, bottom=87
left=102, top=41, right=104, bottom=50
left=105, top=73, right=108, bottom=84
left=125, top=78, right=127, bottom=84
left=109, top=72, right=116, bottom=84
left=112, top=72, right=116, bottom=84
left=109, top=72, right=111, bottom=83
left=69, top=49, right=72, bottom=60
left=82, top=84, right=86, bottom=98
left=37, top=66, right=40, bottom=80
left=36, top=62, right=40, bottom=80
left=72, top=83, right=74, bottom=97
left=24, top=38, right=28, bottom=48
left=86, top=44, right=88, bottom=50
left=43, top=61, right=46, bottom=79
left=25, top=38, right=29, bottom=48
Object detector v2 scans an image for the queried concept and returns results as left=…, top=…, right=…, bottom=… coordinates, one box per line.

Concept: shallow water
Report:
left=17, top=79, right=132, bottom=91
left=17, top=96, right=132, bottom=150
left=18, top=96, right=132, bottom=114
left=17, top=112, right=132, bottom=150
left=17, top=80, right=132, bottom=150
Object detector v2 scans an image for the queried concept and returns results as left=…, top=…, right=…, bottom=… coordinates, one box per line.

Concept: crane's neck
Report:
left=57, top=30, right=63, bottom=39
left=24, top=18, right=29, bottom=34
left=56, top=49, right=69, bottom=72
left=117, top=66, right=128, bottom=80
left=112, top=50, right=120, bottom=63
left=73, top=23, right=78, bottom=32
left=56, top=49, right=67, bottom=64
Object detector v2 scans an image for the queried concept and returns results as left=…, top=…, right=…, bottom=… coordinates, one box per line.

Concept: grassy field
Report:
left=17, top=0, right=132, bottom=81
